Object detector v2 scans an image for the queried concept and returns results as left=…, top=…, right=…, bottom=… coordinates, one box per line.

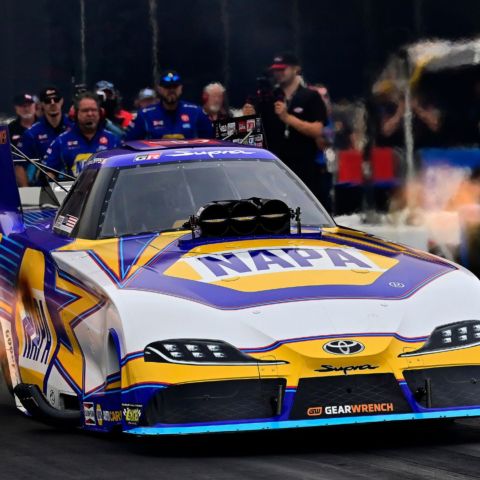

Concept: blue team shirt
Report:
left=124, top=100, right=213, bottom=141
left=44, top=124, right=120, bottom=177
left=19, top=114, right=72, bottom=160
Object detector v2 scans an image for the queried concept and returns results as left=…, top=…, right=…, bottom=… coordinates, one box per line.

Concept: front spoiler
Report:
left=125, top=408, right=480, bottom=436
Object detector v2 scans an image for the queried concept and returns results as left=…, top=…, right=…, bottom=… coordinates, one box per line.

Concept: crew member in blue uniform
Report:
left=125, top=70, right=213, bottom=140
left=20, top=86, right=72, bottom=183
left=43, top=92, right=120, bottom=178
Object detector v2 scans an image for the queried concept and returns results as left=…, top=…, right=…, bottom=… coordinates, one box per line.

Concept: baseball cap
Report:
left=95, top=80, right=115, bottom=92
left=39, top=86, right=63, bottom=103
left=13, top=93, right=35, bottom=106
left=159, top=70, right=182, bottom=88
left=269, top=52, right=300, bottom=70
left=138, top=88, right=157, bottom=100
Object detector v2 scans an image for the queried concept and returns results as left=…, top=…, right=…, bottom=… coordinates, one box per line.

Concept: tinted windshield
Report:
left=98, top=158, right=333, bottom=238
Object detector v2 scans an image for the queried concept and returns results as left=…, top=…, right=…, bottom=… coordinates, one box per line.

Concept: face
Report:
left=158, top=85, right=182, bottom=106
left=76, top=98, right=100, bottom=132
left=272, top=65, right=299, bottom=87
left=42, top=97, right=64, bottom=118
left=14, top=102, right=36, bottom=120
left=205, top=88, right=224, bottom=113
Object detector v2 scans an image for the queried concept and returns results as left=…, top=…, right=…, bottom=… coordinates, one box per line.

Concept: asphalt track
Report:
left=1, top=379, right=480, bottom=479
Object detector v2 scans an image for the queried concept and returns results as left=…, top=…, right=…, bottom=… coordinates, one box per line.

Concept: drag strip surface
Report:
left=0, top=379, right=479, bottom=479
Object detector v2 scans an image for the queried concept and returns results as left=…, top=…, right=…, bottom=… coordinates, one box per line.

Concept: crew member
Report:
left=8, top=92, right=37, bottom=186
left=125, top=70, right=213, bottom=140
left=43, top=92, right=120, bottom=178
left=20, top=86, right=72, bottom=183
left=243, top=53, right=327, bottom=199
left=202, top=82, right=232, bottom=121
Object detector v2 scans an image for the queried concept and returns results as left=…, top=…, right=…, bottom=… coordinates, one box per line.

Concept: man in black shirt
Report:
left=8, top=93, right=36, bottom=186
left=244, top=53, right=327, bottom=199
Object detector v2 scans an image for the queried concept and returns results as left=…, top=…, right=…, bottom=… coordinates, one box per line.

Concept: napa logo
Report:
left=164, top=245, right=397, bottom=292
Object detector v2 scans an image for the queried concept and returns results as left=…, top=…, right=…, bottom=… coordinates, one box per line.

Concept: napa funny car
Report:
left=0, top=128, right=480, bottom=436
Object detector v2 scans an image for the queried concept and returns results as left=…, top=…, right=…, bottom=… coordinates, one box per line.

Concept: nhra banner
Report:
left=214, top=115, right=266, bottom=148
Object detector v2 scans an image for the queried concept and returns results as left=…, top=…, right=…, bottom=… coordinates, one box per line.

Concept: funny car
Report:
left=1, top=126, right=480, bottom=436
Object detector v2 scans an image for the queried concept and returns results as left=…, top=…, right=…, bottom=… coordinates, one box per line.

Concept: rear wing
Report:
left=0, top=125, right=23, bottom=234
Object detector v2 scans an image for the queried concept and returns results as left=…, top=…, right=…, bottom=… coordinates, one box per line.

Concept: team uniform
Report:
left=19, top=114, right=72, bottom=160
left=124, top=101, right=213, bottom=140
left=43, top=124, right=120, bottom=177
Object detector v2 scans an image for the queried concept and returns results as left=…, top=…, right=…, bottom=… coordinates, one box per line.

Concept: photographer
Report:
left=243, top=53, right=327, bottom=199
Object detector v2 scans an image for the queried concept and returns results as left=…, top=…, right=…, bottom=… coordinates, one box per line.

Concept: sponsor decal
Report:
left=238, top=121, right=247, bottom=133
left=96, top=403, right=103, bottom=426
left=227, top=122, right=236, bottom=135
left=246, top=119, right=256, bottom=131
left=83, top=402, right=96, bottom=425
left=219, top=124, right=227, bottom=133
left=153, top=119, right=164, bottom=127
left=168, top=149, right=255, bottom=159
left=38, top=133, right=48, bottom=141
left=255, top=117, right=262, bottom=129
left=135, top=153, right=161, bottom=161
left=181, top=114, right=190, bottom=122
left=323, top=340, right=365, bottom=355
left=0, top=130, right=7, bottom=144
left=182, top=123, right=191, bottom=129
left=67, top=140, right=78, bottom=147
left=389, top=281, right=405, bottom=288
left=315, top=364, right=378, bottom=375
left=122, top=404, right=142, bottom=425
left=307, top=402, right=395, bottom=417
left=103, top=410, right=122, bottom=423
left=179, top=247, right=383, bottom=283
left=54, top=214, right=78, bottom=234
left=46, top=147, right=52, bottom=154
left=248, top=136, right=255, bottom=145
left=12, top=135, right=20, bottom=141
left=293, top=106, right=304, bottom=114
left=99, top=136, right=108, bottom=145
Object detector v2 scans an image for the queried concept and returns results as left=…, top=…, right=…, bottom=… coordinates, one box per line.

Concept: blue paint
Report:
left=126, top=408, right=480, bottom=436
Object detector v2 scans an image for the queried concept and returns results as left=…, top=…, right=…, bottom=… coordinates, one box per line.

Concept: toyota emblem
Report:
left=323, top=340, right=365, bottom=355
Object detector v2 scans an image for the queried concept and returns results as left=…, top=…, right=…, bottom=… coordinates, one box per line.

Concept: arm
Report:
left=43, top=139, right=63, bottom=179
left=412, top=101, right=441, bottom=132
left=380, top=101, right=405, bottom=137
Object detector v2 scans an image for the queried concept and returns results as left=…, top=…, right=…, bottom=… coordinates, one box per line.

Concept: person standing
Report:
left=243, top=53, right=327, bottom=199
left=125, top=70, right=213, bottom=140
left=8, top=93, right=36, bottom=186
left=43, top=92, right=120, bottom=178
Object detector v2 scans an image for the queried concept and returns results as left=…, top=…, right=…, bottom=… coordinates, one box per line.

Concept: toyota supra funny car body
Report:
left=1, top=126, right=480, bottom=436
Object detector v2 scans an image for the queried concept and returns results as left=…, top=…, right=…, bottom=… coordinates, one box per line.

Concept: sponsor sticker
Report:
left=168, top=149, right=255, bottom=159
left=54, top=214, right=78, bottom=234
left=135, top=153, right=161, bottom=161
left=103, top=410, right=122, bottom=423
left=238, top=121, right=247, bottom=133
left=246, top=119, right=256, bottom=131
left=307, top=402, right=395, bottom=417
left=227, top=122, right=236, bottom=135
left=83, top=402, right=96, bottom=425
left=99, top=136, right=108, bottom=145
left=38, top=134, right=48, bottom=141
left=96, top=403, right=103, bottom=426
left=315, top=364, right=378, bottom=375
left=122, top=404, right=142, bottom=425
left=153, top=120, right=164, bottom=127
left=293, top=107, right=304, bottom=114
left=182, top=123, right=191, bottom=129
left=181, top=114, right=190, bottom=122
left=67, top=140, right=78, bottom=147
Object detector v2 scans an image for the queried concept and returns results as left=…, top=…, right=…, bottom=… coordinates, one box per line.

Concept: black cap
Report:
left=158, top=70, right=182, bottom=88
left=39, top=86, right=63, bottom=103
left=269, top=52, right=300, bottom=70
left=13, top=93, right=35, bottom=106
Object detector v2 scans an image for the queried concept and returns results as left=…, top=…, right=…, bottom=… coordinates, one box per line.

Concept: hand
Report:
left=242, top=103, right=256, bottom=116
left=274, top=101, right=289, bottom=123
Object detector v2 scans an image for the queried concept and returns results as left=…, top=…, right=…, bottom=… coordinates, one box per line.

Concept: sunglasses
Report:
left=161, top=74, right=181, bottom=84
left=43, top=97, right=62, bottom=104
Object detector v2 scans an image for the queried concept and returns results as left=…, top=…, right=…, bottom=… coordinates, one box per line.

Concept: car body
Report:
left=1, top=127, right=480, bottom=436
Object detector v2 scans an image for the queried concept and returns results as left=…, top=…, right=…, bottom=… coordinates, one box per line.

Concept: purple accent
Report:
left=0, top=126, right=22, bottom=224
left=240, top=332, right=429, bottom=353
left=118, top=231, right=455, bottom=310
left=89, top=145, right=276, bottom=169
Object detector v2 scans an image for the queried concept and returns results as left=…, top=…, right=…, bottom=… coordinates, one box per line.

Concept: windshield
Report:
left=98, top=158, right=333, bottom=238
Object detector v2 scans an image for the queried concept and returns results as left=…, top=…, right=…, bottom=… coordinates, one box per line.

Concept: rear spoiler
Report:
left=0, top=125, right=24, bottom=234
